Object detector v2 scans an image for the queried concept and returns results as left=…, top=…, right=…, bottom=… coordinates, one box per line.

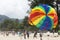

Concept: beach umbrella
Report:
left=28, top=4, right=58, bottom=30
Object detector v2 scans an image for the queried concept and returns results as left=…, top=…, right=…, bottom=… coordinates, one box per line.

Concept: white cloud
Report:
left=0, top=0, right=29, bottom=19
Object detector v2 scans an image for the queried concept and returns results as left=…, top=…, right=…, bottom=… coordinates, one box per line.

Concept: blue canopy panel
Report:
left=39, top=16, right=53, bottom=30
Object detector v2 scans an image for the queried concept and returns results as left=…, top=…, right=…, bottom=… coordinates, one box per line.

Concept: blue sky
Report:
left=0, top=0, right=30, bottom=19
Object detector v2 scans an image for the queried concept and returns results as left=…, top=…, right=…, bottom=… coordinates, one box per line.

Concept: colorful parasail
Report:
left=28, top=4, right=58, bottom=30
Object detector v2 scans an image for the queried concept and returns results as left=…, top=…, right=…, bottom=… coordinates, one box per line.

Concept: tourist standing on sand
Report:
left=40, top=33, right=42, bottom=40
left=26, top=31, right=29, bottom=38
left=24, top=30, right=26, bottom=39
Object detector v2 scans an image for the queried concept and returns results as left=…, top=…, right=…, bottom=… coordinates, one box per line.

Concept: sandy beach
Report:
left=0, top=31, right=60, bottom=40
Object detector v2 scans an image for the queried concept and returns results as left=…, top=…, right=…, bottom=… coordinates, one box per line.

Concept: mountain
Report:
left=0, top=15, right=9, bottom=23
left=0, top=15, right=23, bottom=23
